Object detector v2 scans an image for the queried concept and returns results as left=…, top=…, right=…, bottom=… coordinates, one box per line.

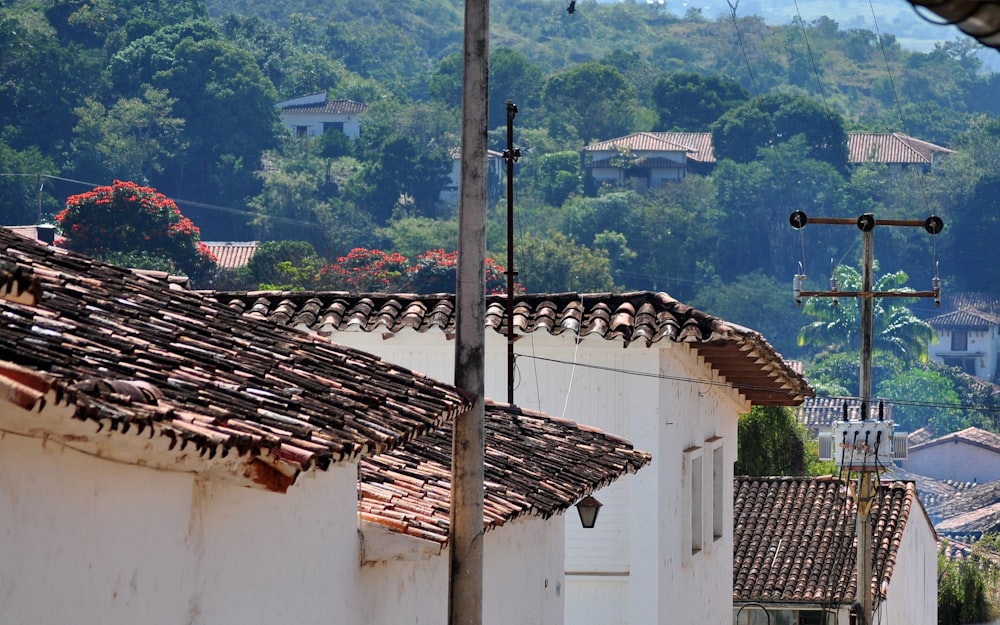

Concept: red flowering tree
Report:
left=317, top=247, right=520, bottom=295
left=318, top=248, right=409, bottom=292
left=407, top=249, right=518, bottom=295
left=56, top=180, right=216, bottom=281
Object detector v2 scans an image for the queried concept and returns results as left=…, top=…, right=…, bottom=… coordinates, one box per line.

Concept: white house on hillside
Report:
left=0, top=230, right=649, bottom=625
left=276, top=92, right=367, bottom=139
left=219, top=290, right=813, bottom=625
left=926, top=291, right=1000, bottom=381
left=734, top=477, right=937, bottom=625
left=582, top=131, right=715, bottom=189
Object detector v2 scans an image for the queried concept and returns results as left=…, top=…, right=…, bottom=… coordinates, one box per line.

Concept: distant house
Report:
left=581, top=131, right=714, bottom=189
left=0, top=229, right=649, bottom=625
left=926, top=292, right=1000, bottom=380
left=733, top=476, right=937, bottom=625
left=580, top=131, right=949, bottom=189
left=905, top=427, right=1000, bottom=484
left=217, top=289, right=812, bottom=625
left=276, top=93, right=367, bottom=139
left=441, top=147, right=506, bottom=205
left=847, top=132, right=954, bottom=171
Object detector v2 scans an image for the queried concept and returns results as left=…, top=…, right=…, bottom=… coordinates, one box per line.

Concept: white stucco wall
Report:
left=905, top=440, right=1000, bottom=483
left=326, top=327, right=747, bottom=625
left=279, top=111, right=362, bottom=139
left=360, top=515, right=565, bottom=625
left=0, top=430, right=363, bottom=625
left=877, top=502, right=937, bottom=625
left=929, top=327, right=998, bottom=380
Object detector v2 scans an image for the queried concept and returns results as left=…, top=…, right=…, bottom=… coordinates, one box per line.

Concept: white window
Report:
left=683, top=445, right=704, bottom=564
left=709, top=436, right=725, bottom=542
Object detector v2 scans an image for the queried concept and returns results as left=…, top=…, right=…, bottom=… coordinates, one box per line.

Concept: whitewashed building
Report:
left=0, top=230, right=649, bottom=625
left=276, top=92, right=367, bottom=139
left=220, top=290, right=813, bottom=625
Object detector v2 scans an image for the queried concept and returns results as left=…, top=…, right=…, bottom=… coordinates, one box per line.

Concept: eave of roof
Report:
left=359, top=400, right=651, bottom=547
left=0, top=231, right=472, bottom=491
left=215, top=290, right=813, bottom=407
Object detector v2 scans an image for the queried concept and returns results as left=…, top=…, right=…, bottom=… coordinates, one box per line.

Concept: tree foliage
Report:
left=735, top=406, right=808, bottom=477
left=56, top=180, right=216, bottom=282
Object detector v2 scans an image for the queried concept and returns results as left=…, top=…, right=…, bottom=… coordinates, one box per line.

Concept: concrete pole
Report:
left=450, top=0, right=488, bottom=623
left=858, top=220, right=875, bottom=625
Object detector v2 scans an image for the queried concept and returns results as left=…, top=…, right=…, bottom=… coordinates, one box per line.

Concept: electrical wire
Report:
left=517, top=352, right=1000, bottom=415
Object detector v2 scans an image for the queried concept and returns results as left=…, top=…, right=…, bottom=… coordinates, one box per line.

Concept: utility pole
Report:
left=451, top=0, right=488, bottom=623
left=791, top=211, right=943, bottom=625
left=503, top=100, right=520, bottom=405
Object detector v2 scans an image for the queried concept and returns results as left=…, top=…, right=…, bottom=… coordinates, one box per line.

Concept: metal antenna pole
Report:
left=451, top=0, right=488, bottom=623
left=503, top=100, right=520, bottom=405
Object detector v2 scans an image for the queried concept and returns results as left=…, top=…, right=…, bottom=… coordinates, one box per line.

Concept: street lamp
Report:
left=575, top=495, right=602, bottom=529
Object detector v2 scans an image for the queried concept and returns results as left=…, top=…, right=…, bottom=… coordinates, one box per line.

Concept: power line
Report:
left=518, top=352, right=1000, bottom=415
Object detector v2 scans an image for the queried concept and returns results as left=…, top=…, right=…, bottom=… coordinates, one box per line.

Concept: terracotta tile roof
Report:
left=359, top=400, right=651, bottom=545
left=934, top=478, right=1000, bottom=538
left=214, top=290, right=813, bottom=406
left=583, top=132, right=715, bottom=162
left=847, top=132, right=953, bottom=165
left=203, top=241, right=259, bottom=269
left=0, top=230, right=472, bottom=490
left=907, top=427, right=934, bottom=446
left=279, top=98, right=368, bottom=115
left=884, top=466, right=975, bottom=522
left=797, top=396, right=892, bottom=434
left=926, top=291, right=1000, bottom=328
left=910, top=426, right=1000, bottom=454
left=733, top=477, right=919, bottom=605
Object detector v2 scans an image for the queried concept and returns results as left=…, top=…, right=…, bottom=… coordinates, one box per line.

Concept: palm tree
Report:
left=798, top=263, right=935, bottom=363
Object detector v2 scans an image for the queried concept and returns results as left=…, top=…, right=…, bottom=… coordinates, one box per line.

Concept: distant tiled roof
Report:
left=926, top=291, right=1000, bottom=328
left=927, top=308, right=1000, bottom=329
left=214, top=291, right=813, bottom=406
left=847, top=132, right=953, bottom=165
left=908, top=427, right=935, bottom=446
left=797, top=396, right=892, bottom=434
left=0, top=229, right=471, bottom=491
left=884, top=465, right=976, bottom=522
left=203, top=241, right=259, bottom=269
left=934, top=477, right=1000, bottom=538
left=279, top=98, right=368, bottom=115
left=583, top=132, right=715, bottom=163
left=910, top=427, right=1000, bottom=454
left=938, top=536, right=1000, bottom=570
left=359, top=400, right=651, bottom=545
left=733, top=477, right=919, bottom=605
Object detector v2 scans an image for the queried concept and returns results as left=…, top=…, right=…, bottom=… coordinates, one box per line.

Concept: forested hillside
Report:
left=4, top=0, right=1000, bottom=422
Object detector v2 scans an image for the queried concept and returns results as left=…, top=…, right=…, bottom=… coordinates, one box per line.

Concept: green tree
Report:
left=876, top=369, right=963, bottom=433
left=0, top=141, right=58, bottom=225
left=72, top=87, right=185, bottom=184
left=107, top=20, right=281, bottom=214
left=652, top=72, right=749, bottom=131
left=938, top=542, right=999, bottom=625
left=516, top=231, right=618, bottom=294
left=55, top=180, right=215, bottom=282
left=798, top=264, right=935, bottom=363
left=233, top=240, right=325, bottom=290
left=362, top=136, right=452, bottom=222
left=735, top=406, right=808, bottom=477
left=712, top=92, right=848, bottom=170
left=542, top=62, right=639, bottom=144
